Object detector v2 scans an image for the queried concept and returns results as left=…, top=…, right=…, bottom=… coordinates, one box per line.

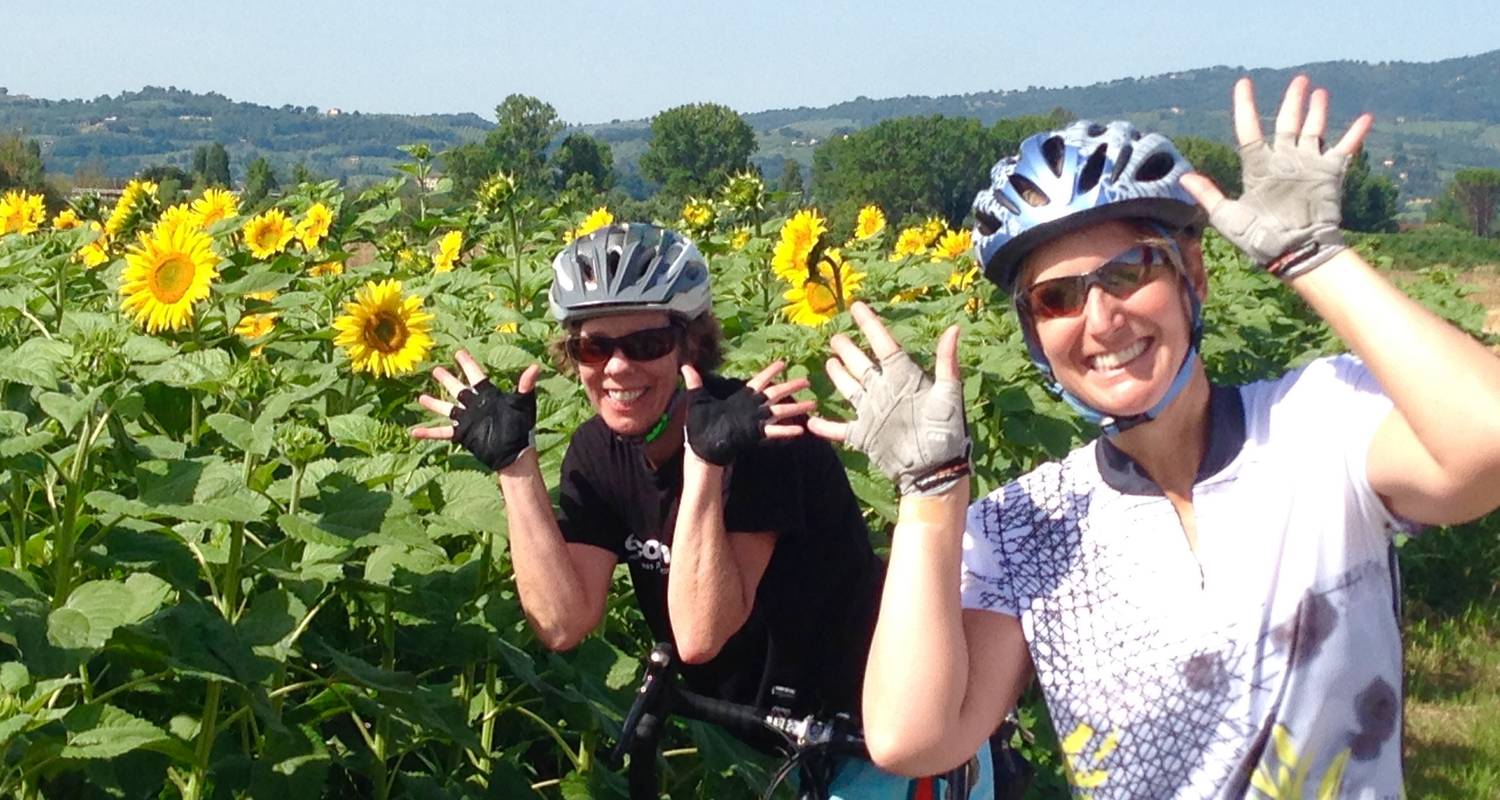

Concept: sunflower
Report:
left=296, top=202, right=333, bottom=249
left=947, top=264, right=980, bottom=292
left=0, top=190, right=46, bottom=236
left=191, top=188, right=239, bottom=228
left=782, top=249, right=865, bottom=327
left=78, top=222, right=111, bottom=268
left=854, top=205, right=886, bottom=241
left=52, top=209, right=81, bottom=230
left=234, top=311, right=278, bottom=340
left=680, top=198, right=715, bottom=233
left=893, top=226, right=928, bottom=258
left=771, top=209, right=827, bottom=282
left=243, top=209, right=295, bottom=260
left=118, top=224, right=220, bottom=333
left=476, top=170, right=518, bottom=216
left=308, top=260, right=344, bottom=278
left=567, top=207, right=613, bottom=241
left=921, top=216, right=946, bottom=246
left=730, top=228, right=751, bottom=251
left=154, top=204, right=202, bottom=240
left=720, top=170, right=766, bottom=212
left=889, top=286, right=930, bottom=305
left=332, top=279, right=434, bottom=378
left=932, top=228, right=974, bottom=263
left=245, top=289, right=277, bottom=302
left=432, top=230, right=462, bottom=273
left=104, top=180, right=159, bottom=238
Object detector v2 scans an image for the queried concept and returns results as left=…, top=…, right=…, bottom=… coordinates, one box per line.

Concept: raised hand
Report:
left=1180, top=75, right=1374, bottom=280
left=413, top=349, right=541, bottom=471
left=808, top=302, right=969, bottom=496
left=681, top=360, right=815, bottom=466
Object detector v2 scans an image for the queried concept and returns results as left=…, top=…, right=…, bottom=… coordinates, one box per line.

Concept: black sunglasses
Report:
left=1023, top=245, right=1178, bottom=319
left=565, top=324, right=680, bottom=366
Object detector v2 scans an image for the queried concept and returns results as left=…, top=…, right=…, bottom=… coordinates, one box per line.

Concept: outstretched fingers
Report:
left=454, top=349, right=489, bottom=386
left=1273, top=74, right=1311, bottom=145
left=824, top=354, right=865, bottom=403
left=1330, top=112, right=1374, bottom=157
left=680, top=363, right=704, bottom=391
left=1179, top=172, right=1227, bottom=213
left=744, top=359, right=787, bottom=392
left=1232, top=77, right=1264, bottom=147
left=805, top=415, right=849, bottom=443
left=934, top=325, right=962, bottom=384
left=431, top=366, right=467, bottom=398
left=516, top=363, right=541, bottom=394
left=1301, top=88, right=1329, bottom=147
left=849, top=301, right=905, bottom=361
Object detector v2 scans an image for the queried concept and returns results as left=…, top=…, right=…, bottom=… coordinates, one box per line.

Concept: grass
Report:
left=1403, top=604, right=1500, bottom=799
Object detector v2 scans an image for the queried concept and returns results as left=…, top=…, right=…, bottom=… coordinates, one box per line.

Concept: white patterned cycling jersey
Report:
left=961, top=355, right=1413, bottom=800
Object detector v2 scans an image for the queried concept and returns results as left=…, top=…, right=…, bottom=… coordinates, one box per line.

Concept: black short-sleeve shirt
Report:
left=556, top=410, right=884, bottom=718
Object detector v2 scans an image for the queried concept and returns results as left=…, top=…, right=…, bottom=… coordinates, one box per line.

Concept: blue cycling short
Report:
left=823, top=743, right=993, bottom=800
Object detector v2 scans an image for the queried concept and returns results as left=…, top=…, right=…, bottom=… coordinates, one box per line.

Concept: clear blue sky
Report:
left=9, top=1, right=1497, bottom=125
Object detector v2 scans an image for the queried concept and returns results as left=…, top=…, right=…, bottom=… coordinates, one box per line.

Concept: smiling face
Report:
left=1021, top=220, right=1205, bottom=419
left=574, top=311, right=682, bottom=436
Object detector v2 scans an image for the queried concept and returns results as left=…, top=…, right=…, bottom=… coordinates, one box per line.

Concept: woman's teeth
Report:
left=607, top=388, right=646, bottom=402
left=1090, top=339, right=1148, bottom=370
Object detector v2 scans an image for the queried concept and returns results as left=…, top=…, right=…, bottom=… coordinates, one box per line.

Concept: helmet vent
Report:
left=622, top=246, right=655, bottom=289
left=990, top=188, right=1020, bottom=215
left=1086, top=123, right=1107, bottom=137
left=1009, top=174, right=1049, bottom=207
left=1110, top=144, right=1134, bottom=183
left=975, top=209, right=1002, bottom=236
left=1135, top=152, right=1176, bottom=183
left=1078, top=145, right=1107, bottom=194
left=577, top=255, right=598, bottom=290
left=1040, top=136, right=1066, bottom=177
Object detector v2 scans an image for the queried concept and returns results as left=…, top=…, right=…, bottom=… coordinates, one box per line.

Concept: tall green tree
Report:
left=639, top=103, right=755, bottom=199
left=550, top=133, right=613, bottom=193
left=1448, top=168, right=1500, bottom=237
left=812, top=114, right=1057, bottom=226
left=190, top=144, right=232, bottom=188
left=1173, top=136, right=1242, bottom=197
left=204, top=143, right=231, bottom=188
left=1341, top=150, right=1399, bottom=233
left=779, top=159, right=805, bottom=201
left=0, top=134, right=47, bottom=192
left=442, top=94, right=562, bottom=199
left=243, top=157, right=279, bottom=207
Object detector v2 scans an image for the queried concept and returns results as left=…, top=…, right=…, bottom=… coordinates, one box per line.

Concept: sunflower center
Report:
left=805, top=281, right=838, bottom=315
left=149, top=252, right=196, bottom=303
left=365, top=311, right=408, bottom=354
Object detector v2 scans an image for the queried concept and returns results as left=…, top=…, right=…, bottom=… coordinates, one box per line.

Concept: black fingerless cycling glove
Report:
left=686, top=376, right=771, bottom=466
left=449, top=379, right=536, bottom=470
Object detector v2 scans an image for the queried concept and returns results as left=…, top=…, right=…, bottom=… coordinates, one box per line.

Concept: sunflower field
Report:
left=0, top=145, right=1493, bottom=799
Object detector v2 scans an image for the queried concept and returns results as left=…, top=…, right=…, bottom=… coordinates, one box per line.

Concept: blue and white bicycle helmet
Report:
left=549, top=223, right=711, bottom=324
left=969, top=120, right=1207, bottom=435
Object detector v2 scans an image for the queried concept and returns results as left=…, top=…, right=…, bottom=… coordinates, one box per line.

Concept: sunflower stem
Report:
left=53, top=257, right=66, bottom=332
left=508, top=206, right=524, bottom=307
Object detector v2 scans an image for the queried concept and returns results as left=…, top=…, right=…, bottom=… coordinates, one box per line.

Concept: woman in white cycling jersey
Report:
left=812, top=76, right=1500, bottom=798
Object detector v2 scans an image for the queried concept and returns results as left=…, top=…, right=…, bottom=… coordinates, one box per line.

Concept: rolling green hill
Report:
left=4, top=48, right=1497, bottom=201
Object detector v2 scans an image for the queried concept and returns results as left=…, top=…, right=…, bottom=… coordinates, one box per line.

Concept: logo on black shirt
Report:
left=624, top=534, right=671, bottom=572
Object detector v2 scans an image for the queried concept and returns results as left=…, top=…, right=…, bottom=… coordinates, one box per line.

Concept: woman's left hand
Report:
left=681, top=361, right=815, bottom=466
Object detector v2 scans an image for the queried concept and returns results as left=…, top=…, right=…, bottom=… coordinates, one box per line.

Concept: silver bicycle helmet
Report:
left=971, top=120, right=1202, bottom=293
left=548, top=223, right=711, bottom=323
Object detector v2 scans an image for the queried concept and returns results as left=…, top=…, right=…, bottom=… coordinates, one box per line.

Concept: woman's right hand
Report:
left=807, top=302, right=970, bottom=496
left=413, top=349, right=542, bottom=471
